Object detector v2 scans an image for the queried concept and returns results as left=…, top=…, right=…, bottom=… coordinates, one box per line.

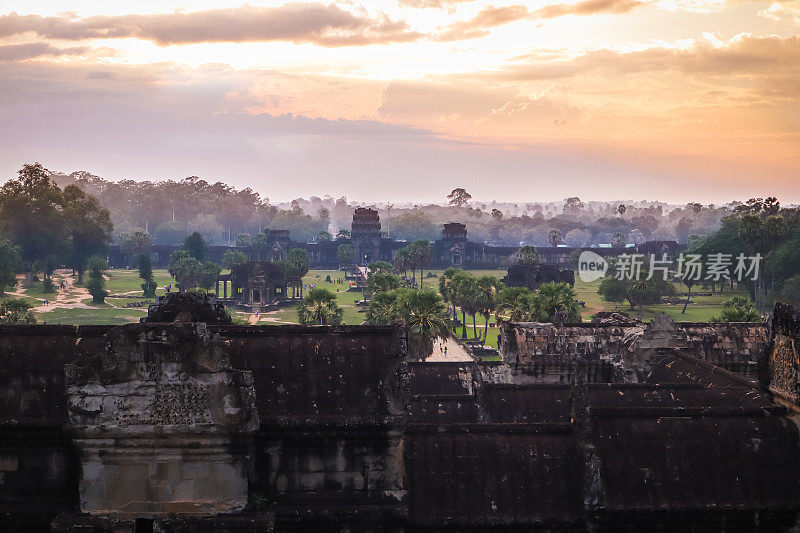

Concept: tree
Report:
left=778, top=275, right=800, bottom=306
left=476, top=275, right=503, bottom=342
left=368, top=272, right=402, bottom=295
left=62, top=185, right=113, bottom=283
left=137, top=253, right=157, bottom=297
left=0, top=163, right=67, bottom=287
left=85, top=255, right=109, bottom=303
left=235, top=233, right=252, bottom=248
left=222, top=249, right=248, bottom=269
left=0, top=298, right=36, bottom=324
left=336, top=244, right=354, bottom=267
left=498, top=286, right=531, bottom=322
left=154, top=221, right=186, bottom=245
left=411, top=240, right=432, bottom=287
left=183, top=232, right=208, bottom=261
left=598, top=277, right=628, bottom=310
left=0, top=238, right=21, bottom=294
left=626, top=276, right=675, bottom=319
left=450, top=271, right=480, bottom=339
left=366, top=290, right=400, bottom=326
left=336, top=229, right=350, bottom=240
left=437, top=267, right=460, bottom=333
left=395, top=288, right=451, bottom=359
left=548, top=228, right=562, bottom=247
left=119, top=229, right=151, bottom=269
left=532, top=282, right=581, bottom=322
left=447, top=188, right=472, bottom=208
left=297, top=287, right=343, bottom=325
left=711, top=296, right=760, bottom=323
left=611, top=232, right=626, bottom=249
left=168, top=250, right=203, bottom=291
left=393, top=247, right=413, bottom=281
left=317, top=231, right=332, bottom=242
left=516, top=245, right=540, bottom=265
left=286, top=248, right=310, bottom=298
left=250, top=233, right=270, bottom=261
left=565, top=229, right=591, bottom=247
left=491, top=208, right=503, bottom=221
left=368, top=261, right=394, bottom=275
left=201, top=261, right=221, bottom=292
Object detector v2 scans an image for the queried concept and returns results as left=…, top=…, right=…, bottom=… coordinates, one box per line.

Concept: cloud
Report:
left=533, top=0, right=643, bottom=18
left=397, top=0, right=475, bottom=7
left=0, top=42, right=90, bottom=61
left=0, top=4, right=422, bottom=47
left=437, top=0, right=644, bottom=40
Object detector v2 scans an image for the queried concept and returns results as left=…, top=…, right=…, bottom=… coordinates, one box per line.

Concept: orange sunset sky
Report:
left=0, top=0, right=798, bottom=203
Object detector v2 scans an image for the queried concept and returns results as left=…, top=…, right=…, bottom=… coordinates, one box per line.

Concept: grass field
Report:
left=3, top=267, right=745, bottom=335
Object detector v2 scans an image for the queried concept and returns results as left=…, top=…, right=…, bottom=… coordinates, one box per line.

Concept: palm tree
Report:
left=412, top=240, right=433, bottom=287
left=393, top=248, right=413, bottom=282
left=439, top=267, right=459, bottom=333
left=297, top=287, right=343, bottom=325
left=396, top=289, right=451, bottom=359
left=286, top=248, right=310, bottom=298
left=534, top=282, right=580, bottom=322
left=449, top=270, right=476, bottom=339
left=498, top=286, right=530, bottom=322
left=476, top=275, right=503, bottom=343
left=366, top=290, right=401, bottom=326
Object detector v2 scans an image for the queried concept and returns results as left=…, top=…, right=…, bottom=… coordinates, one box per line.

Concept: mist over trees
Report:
left=49, top=171, right=755, bottom=249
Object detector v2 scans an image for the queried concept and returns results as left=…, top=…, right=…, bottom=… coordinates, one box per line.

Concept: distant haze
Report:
left=1, top=1, right=799, bottom=203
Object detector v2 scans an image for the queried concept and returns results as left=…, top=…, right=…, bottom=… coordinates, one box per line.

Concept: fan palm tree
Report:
left=534, top=282, right=580, bottom=322
left=439, top=267, right=459, bottom=333
left=366, top=290, right=401, bottom=326
left=476, top=275, right=504, bottom=343
left=497, top=286, right=530, bottom=322
left=297, top=287, right=343, bottom=325
left=396, top=289, right=451, bottom=359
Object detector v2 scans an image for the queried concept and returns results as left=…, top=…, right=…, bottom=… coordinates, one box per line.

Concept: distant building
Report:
left=107, top=210, right=685, bottom=271
left=503, top=263, right=575, bottom=290
left=216, top=261, right=287, bottom=310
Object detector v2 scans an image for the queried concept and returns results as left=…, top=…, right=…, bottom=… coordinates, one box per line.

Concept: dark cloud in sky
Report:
left=0, top=4, right=422, bottom=47
left=0, top=42, right=89, bottom=61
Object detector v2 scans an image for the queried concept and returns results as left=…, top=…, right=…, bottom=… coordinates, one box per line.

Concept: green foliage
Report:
left=168, top=250, right=203, bottom=291
left=778, top=275, right=800, bottom=306
left=235, top=233, right=252, bottom=248
left=222, top=249, right=248, bottom=269
left=447, top=188, right=472, bottom=207
left=516, top=245, right=540, bottom=265
left=626, top=276, right=676, bottom=312
left=317, top=231, right=332, bottom=242
left=63, top=184, right=113, bottom=279
left=0, top=164, right=67, bottom=284
left=85, top=255, right=109, bottom=303
left=0, top=298, right=36, bottom=324
left=368, top=261, right=394, bottom=275
left=336, top=244, right=354, bottom=266
left=297, top=287, right=343, bottom=325
left=119, top=229, right=151, bottom=264
left=42, top=277, right=55, bottom=293
left=135, top=253, right=157, bottom=296
left=201, top=261, right=221, bottom=291
left=368, top=272, right=402, bottom=295
left=366, top=287, right=450, bottom=358
left=0, top=238, right=21, bottom=293
left=598, top=277, right=628, bottom=307
left=497, top=282, right=580, bottom=323
left=154, top=221, right=186, bottom=245
left=183, top=232, right=208, bottom=261
left=286, top=248, right=310, bottom=296
left=711, top=296, right=761, bottom=322
left=250, top=233, right=270, bottom=261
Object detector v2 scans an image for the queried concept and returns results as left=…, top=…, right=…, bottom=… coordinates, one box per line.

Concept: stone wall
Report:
left=499, top=319, right=768, bottom=382
left=764, top=302, right=800, bottom=405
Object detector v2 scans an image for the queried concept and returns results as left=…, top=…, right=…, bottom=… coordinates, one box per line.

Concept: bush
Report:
left=86, top=255, right=108, bottom=303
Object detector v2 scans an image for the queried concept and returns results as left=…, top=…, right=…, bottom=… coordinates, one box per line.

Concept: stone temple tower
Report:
left=351, top=208, right=382, bottom=266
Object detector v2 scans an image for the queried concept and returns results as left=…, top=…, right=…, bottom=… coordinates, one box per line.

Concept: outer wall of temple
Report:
left=2, top=307, right=800, bottom=531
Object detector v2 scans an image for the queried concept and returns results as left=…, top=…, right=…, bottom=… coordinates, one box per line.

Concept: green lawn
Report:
left=8, top=266, right=744, bottom=328
left=574, top=275, right=749, bottom=322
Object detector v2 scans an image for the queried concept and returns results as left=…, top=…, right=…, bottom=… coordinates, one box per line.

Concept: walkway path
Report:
left=425, top=336, right=473, bottom=362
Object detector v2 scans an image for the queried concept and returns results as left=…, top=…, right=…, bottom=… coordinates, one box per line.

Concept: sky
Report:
left=0, top=0, right=798, bottom=204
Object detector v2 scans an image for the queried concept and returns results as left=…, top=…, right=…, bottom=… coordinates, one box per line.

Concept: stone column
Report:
left=65, top=321, right=259, bottom=520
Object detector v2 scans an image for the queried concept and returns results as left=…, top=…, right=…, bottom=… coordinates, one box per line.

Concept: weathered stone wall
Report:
left=764, top=302, right=800, bottom=405
left=499, top=320, right=768, bottom=381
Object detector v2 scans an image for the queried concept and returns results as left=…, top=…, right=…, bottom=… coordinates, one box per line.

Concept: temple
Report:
left=108, top=208, right=682, bottom=271
left=3, top=294, right=800, bottom=531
